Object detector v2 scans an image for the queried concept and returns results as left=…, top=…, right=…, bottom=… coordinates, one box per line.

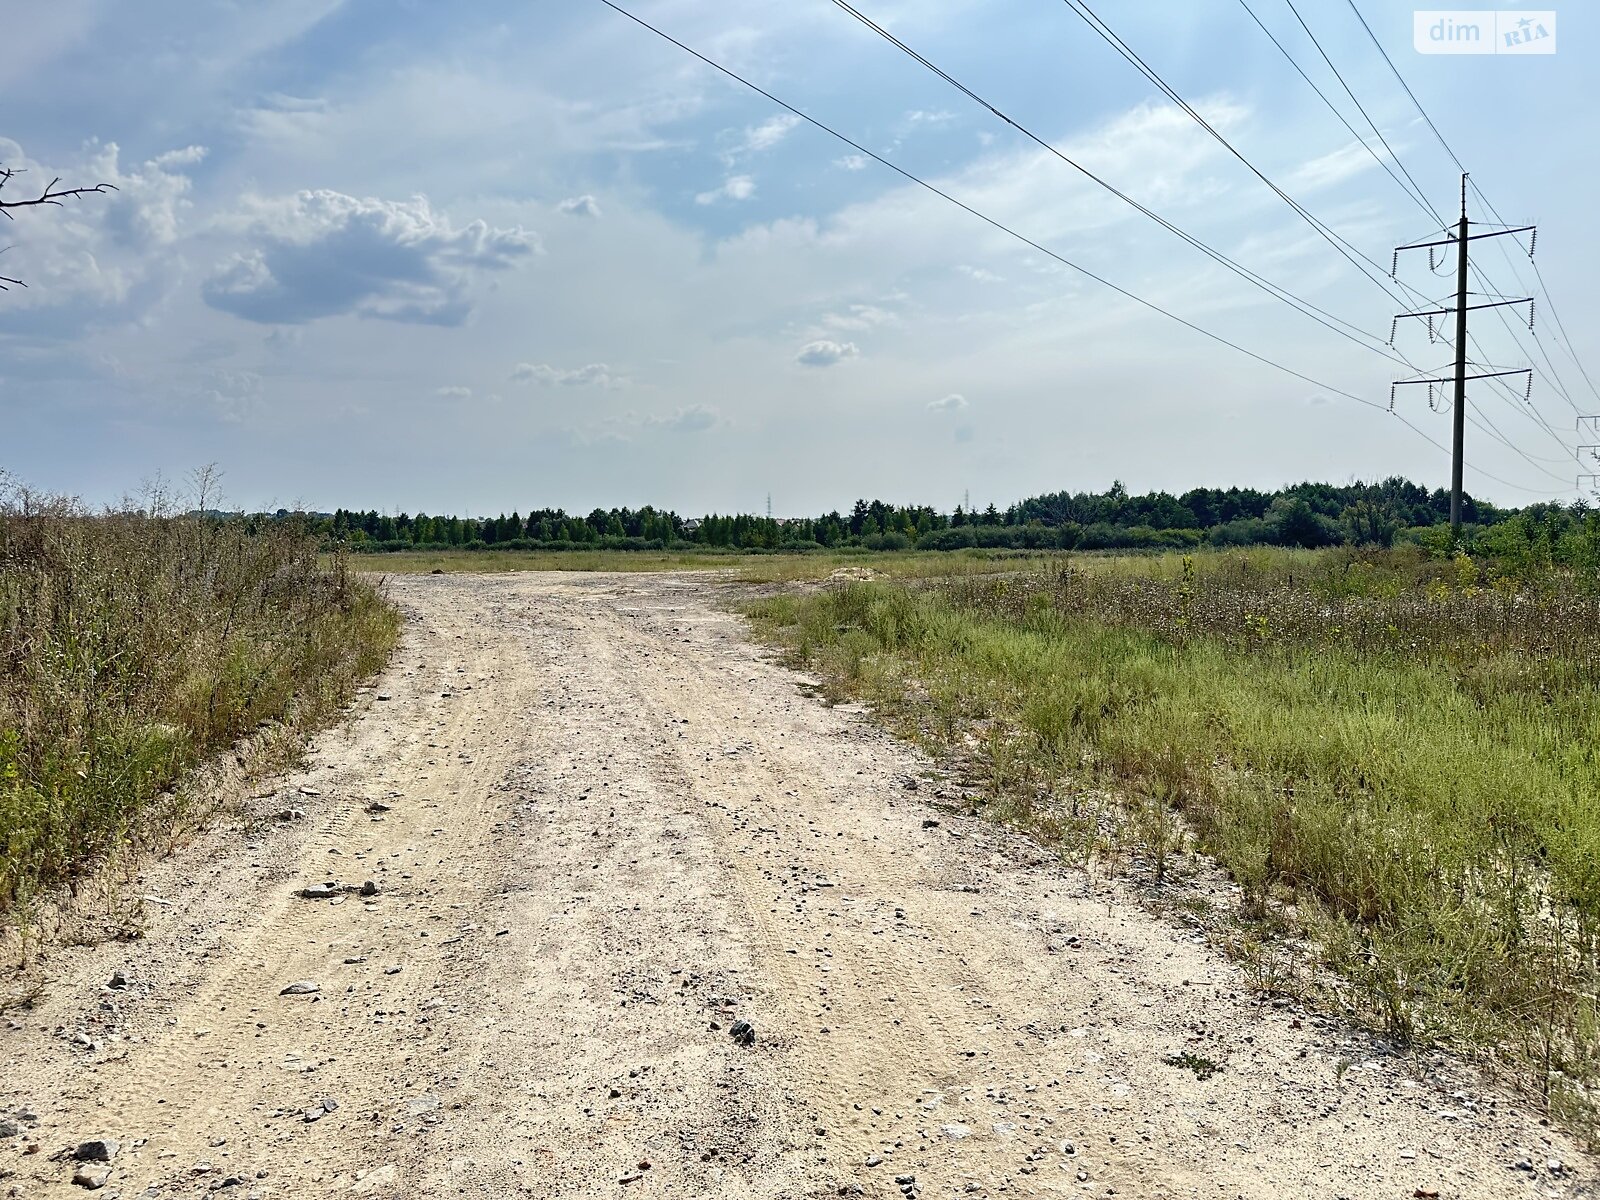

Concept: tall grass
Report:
left=0, top=485, right=400, bottom=913
left=745, top=548, right=1600, bottom=1132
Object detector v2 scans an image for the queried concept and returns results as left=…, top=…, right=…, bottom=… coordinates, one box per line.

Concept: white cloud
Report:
left=695, top=175, right=756, bottom=205
left=558, top=194, right=602, bottom=218
left=511, top=361, right=625, bottom=388
left=642, top=404, right=719, bottom=433
left=796, top=339, right=860, bottom=367
left=928, top=393, right=968, bottom=412
left=436, top=385, right=472, bottom=399
left=835, top=154, right=869, bottom=171
left=0, top=138, right=205, bottom=311
left=957, top=264, right=1004, bottom=283
left=89, top=139, right=206, bottom=249
left=203, top=190, right=539, bottom=326
left=820, top=304, right=895, bottom=332
left=741, top=113, right=801, bottom=153
left=1288, top=138, right=1386, bottom=192
left=197, top=369, right=264, bottom=423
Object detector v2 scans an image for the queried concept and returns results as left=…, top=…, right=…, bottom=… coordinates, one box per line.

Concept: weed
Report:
left=1163, top=1050, right=1222, bottom=1080
left=0, top=484, right=400, bottom=915
left=742, top=547, right=1600, bottom=1135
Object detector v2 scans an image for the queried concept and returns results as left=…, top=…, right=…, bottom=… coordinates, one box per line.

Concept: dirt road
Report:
left=1, top=573, right=1590, bottom=1199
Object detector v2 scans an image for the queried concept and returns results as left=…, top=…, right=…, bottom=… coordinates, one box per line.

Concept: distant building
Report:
left=682, top=518, right=702, bottom=534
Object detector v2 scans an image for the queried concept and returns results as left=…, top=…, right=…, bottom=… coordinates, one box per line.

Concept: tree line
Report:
left=305, top=477, right=1597, bottom=559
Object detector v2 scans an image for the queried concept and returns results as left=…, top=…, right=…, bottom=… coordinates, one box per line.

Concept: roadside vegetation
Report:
left=0, top=478, right=400, bottom=916
left=745, top=544, right=1600, bottom=1133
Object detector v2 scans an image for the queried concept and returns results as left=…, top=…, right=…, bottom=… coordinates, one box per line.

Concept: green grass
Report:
left=1, top=499, right=401, bottom=916
left=356, top=546, right=1060, bottom=583
left=743, top=548, right=1600, bottom=1134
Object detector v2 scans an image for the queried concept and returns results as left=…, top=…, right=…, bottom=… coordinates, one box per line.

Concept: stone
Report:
left=359, top=881, right=380, bottom=897
left=279, top=981, right=320, bottom=996
left=297, top=883, right=339, bottom=900
left=729, top=1020, right=755, bottom=1046
left=351, top=1165, right=399, bottom=1194
left=865, top=1154, right=883, bottom=1167
left=73, top=1139, right=119, bottom=1162
left=107, top=971, right=128, bottom=990
left=0, top=1120, right=17, bottom=1137
left=921, top=819, right=940, bottom=829
left=72, top=1165, right=112, bottom=1190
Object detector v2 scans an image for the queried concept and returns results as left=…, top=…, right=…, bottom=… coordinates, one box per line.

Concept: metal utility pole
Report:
left=1389, top=174, right=1536, bottom=540
left=1449, top=178, right=1469, bottom=534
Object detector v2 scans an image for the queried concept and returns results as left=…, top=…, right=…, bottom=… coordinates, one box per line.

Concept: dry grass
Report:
left=0, top=484, right=400, bottom=916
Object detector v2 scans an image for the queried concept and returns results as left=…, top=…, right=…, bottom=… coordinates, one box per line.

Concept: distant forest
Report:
left=313, top=477, right=1595, bottom=556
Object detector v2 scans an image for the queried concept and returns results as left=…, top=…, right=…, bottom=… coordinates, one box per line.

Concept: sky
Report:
left=1, top=0, right=1594, bottom=517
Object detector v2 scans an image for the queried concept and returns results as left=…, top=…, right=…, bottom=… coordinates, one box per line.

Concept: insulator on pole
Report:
left=1390, top=249, right=1399, bottom=278
left=1428, top=382, right=1435, bottom=410
left=1389, top=384, right=1396, bottom=412
left=1529, top=300, right=1536, bottom=331
left=1525, top=373, right=1534, bottom=402
left=1529, top=229, right=1537, bottom=258
left=1427, top=314, right=1435, bottom=343
left=1388, top=317, right=1398, bottom=346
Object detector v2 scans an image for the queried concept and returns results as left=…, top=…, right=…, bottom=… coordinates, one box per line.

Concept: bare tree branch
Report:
left=0, top=166, right=118, bottom=220
left=0, top=245, right=23, bottom=291
left=0, top=164, right=115, bottom=291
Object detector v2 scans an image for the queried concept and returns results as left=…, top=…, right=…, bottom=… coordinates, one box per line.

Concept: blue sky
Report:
left=2, top=0, right=1593, bottom=515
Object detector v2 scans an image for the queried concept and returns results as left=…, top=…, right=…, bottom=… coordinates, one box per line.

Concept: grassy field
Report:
left=0, top=497, right=400, bottom=917
left=745, top=546, right=1600, bottom=1132
left=351, top=545, right=1055, bottom=582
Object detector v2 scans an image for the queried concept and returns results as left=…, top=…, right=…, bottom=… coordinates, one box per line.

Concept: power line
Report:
left=1344, top=0, right=1600, bottom=412
left=1276, top=0, right=1443, bottom=226
left=1393, top=409, right=1568, bottom=494
left=826, top=0, right=1398, bottom=357
left=1062, top=0, right=1576, bottom=437
left=1054, top=0, right=1420, bottom=311
left=595, top=0, right=1382, bottom=408
left=1055, top=0, right=1576, bottom=490
left=1234, top=0, right=1581, bottom=471
left=1234, top=0, right=1436, bottom=226
left=828, top=0, right=1551, bottom=429
left=594, top=0, right=1566, bottom=496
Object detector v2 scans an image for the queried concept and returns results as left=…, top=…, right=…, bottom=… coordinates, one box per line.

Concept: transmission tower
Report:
left=1389, top=173, right=1535, bottom=537
left=1580, top=421, right=1600, bottom=497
